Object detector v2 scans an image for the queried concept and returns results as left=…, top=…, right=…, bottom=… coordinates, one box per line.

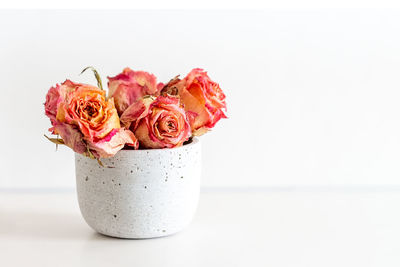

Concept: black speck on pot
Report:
left=118, top=183, right=121, bottom=186
left=130, top=170, right=133, bottom=173
left=144, top=186, right=147, bottom=189
left=85, top=176, right=89, bottom=181
left=181, top=176, right=183, bottom=179
left=113, top=215, right=117, bottom=218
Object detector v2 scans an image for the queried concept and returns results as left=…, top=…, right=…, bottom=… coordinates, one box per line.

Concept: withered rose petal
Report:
left=44, top=80, right=74, bottom=126
left=88, top=128, right=138, bottom=158
left=107, top=68, right=164, bottom=115
left=53, top=122, right=87, bottom=154
left=119, top=97, right=153, bottom=129
left=44, top=85, right=61, bottom=125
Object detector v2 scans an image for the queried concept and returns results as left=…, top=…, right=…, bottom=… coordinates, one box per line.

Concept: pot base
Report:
left=94, top=227, right=186, bottom=239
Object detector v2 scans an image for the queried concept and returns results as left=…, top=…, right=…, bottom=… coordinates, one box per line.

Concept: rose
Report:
left=107, top=68, right=164, bottom=115
left=55, top=80, right=121, bottom=140
left=121, top=96, right=191, bottom=149
left=162, top=68, right=227, bottom=136
left=44, top=80, right=138, bottom=158
left=120, top=96, right=191, bottom=149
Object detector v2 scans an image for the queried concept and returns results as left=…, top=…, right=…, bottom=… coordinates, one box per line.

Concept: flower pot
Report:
left=75, top=137, right=201, bottom=239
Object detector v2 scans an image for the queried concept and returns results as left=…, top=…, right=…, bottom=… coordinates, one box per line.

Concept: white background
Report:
left=1, top=9, right=400, bottom=188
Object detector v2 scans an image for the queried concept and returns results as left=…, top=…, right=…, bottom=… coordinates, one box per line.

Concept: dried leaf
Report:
left=96, top=158, right=104, bottom=167
left=80, top=66, right=103, bottom=90
left=84, top=145, right=105, bottom=167
left=44, top=134, right=65, bottom=145
left=86, top=145, right=96, bottom=159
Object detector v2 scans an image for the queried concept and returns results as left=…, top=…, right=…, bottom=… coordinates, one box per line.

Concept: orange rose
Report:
left=162, top=68, right=227, bottom=136
left=56, top=80, right=120, bottom=140
left=120, top=96, right=191, bottom=149
left=44, top=80, right=138, bottom=158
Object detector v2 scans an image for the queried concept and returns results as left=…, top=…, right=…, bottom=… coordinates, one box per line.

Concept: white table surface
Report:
left=1, top=188, right=400, bottom=267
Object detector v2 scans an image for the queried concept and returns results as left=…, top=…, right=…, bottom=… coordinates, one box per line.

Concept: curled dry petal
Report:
left=53, top=122, right=87, bottom=155
left=107, top=68, right=164, bottom=115
left=88, top=128, right=138, bottom=158
left=119, top=96, right=154, bottom=129
left=44, top=85, right=62, bottom=125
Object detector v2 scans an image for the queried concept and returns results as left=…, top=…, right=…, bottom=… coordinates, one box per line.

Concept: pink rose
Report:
left=107, top=68, right=164, bottom=115
left=162, top=68, right=227, bottom=136
left=120, top=96, right=191, bottom=149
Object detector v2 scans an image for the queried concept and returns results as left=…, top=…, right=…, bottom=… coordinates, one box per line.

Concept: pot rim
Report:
left=119, top=137, right=200, bottom=153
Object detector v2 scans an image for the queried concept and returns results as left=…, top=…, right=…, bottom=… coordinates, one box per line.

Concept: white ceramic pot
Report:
left=75, top=138, right=201, bottom=239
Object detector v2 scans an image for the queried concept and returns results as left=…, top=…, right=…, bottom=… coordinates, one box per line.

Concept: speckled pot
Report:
left=75, top=138, right=201, bottom=239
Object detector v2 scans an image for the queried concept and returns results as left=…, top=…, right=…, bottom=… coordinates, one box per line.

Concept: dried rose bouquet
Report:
left=44, top=67, right=227, bottom=162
